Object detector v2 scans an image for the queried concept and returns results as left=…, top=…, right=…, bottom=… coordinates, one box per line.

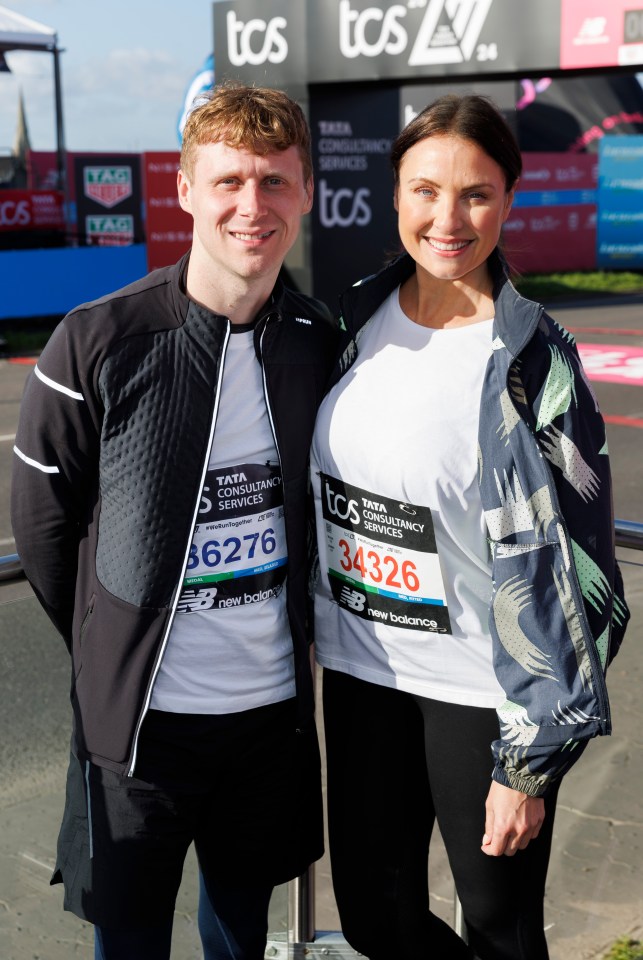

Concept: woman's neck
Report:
left=399, top=265, right=495, bottom=330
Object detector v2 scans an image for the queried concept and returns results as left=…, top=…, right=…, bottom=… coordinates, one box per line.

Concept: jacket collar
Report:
left=339, top=248, right=543, bottom=362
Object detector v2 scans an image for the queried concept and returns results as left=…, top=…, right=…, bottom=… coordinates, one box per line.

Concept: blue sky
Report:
left=0, top=0, right=213, bottom=153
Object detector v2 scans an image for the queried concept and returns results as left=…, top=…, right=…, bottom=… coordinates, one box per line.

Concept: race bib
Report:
left=320, top=473, right=451, bottom=634
left=177, top=462, right=287, bottom=614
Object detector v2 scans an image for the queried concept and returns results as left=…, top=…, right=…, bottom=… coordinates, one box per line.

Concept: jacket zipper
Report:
left=126, top=321, right=232, bottom=776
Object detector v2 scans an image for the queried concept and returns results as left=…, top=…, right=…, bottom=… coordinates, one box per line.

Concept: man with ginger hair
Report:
left=12, top=84, right=336, bottom=960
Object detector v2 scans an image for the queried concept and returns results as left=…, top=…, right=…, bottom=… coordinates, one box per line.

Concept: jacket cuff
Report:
left=492, top=737, right=589, bottom=798
left=491, top=762, right=549, bottom=797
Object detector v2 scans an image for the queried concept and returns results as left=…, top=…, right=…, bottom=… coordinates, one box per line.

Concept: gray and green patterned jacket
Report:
left=333, top=249, right=629, bottom=797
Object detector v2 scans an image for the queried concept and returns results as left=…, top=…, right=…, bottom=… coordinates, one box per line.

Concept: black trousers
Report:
left=53, top=698, right=323, bottom=930
left=323, top=669, right=559, bottom=960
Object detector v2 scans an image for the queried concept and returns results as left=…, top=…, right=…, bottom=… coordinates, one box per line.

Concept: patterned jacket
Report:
left=333, top=250, right=629, bottom=797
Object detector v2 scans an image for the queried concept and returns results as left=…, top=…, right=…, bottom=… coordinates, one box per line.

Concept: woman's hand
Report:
left=481, top=780, right=545, bottom=856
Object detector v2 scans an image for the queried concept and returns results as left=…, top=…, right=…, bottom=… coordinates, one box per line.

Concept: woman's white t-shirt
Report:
left=311, top=286, right=504, bottom=707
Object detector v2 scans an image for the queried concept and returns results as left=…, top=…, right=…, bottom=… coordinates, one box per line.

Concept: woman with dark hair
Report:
left=311, top=94, right=628, bottom=959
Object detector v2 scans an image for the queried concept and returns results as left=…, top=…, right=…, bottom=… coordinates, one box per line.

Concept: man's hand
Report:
left=481, top=780, right=545, bottom=856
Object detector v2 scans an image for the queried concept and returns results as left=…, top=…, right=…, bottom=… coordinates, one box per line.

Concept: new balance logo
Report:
left=340, top=586, right=366, bottom=612
left=177, top=587, right=218, bottom=613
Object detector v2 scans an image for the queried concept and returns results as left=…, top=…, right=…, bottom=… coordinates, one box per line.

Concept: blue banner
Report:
left=513, top=189, right=596, bottom=208
left=597, top=135, right=643, bottom=268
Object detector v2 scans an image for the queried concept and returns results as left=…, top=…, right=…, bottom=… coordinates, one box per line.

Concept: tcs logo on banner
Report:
left=339, top=0, right=496, bottom=65
left=0, top=199, right=30, bottom=228
left=319, top=180, right=372, bottom=229
left=226, top=1, right=496, bottom=68
left=226, top=11, right=288, bottom=66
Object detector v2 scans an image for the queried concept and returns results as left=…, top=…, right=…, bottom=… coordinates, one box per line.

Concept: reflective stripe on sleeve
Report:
left=13, top=444, right=60, bottom=475
left=35, top=365, right=85, bottom=401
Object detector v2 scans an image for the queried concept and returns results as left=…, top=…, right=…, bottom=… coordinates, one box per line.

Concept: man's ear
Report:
left=177, top=169, right=191, bottom=213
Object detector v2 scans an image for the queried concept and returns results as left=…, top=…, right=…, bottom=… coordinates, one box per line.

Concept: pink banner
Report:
left=519, top=153, right=597, bottom=191
left=505, top=205, right=596, bottom=274
left=560, top=0, right=643, bottom=69
left=577, top=343, right=643, bottom=385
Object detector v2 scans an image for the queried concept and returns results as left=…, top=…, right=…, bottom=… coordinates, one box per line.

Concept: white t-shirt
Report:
left=151, top=325, right=295, bottom=714
left=312, top=287, right=504, bottom=708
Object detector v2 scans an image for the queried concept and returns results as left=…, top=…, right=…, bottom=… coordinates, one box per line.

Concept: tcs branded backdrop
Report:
left=214, top=0, right=563, bottom=85
left=310, top=88, right=399, bottom=307
left=213, top=0, right=643, bottom=302
left=74, top=155, right=144, bottom=246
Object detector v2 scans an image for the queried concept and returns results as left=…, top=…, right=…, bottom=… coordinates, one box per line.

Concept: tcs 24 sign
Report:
left=214, top=0, right=563, bottom=84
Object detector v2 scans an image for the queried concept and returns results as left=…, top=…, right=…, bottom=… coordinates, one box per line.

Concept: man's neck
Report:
left=185, top=256, right=278, bottom=326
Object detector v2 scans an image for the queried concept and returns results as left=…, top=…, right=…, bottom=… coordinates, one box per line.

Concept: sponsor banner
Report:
left=518, top=152, right=597, bottom=192
left=0, top=190, right=65, bottom=232
left=310, top=85, right=399, bottom=306
left=504, top=204, right=597, bottom=274
left=142, top=152, right=192, bottom=271
left=83, top=166, right=132, bottom=208
left=577, top=344, right=643, bottom=386
left=597, top=135, right=643, bottom=268
left=85, top=214, right=134, bottom=247
left=504, top=153, right=597, bottom=273
left=213, top=0, right=307, bottom=86
left=560, top=0, right=643, bottom=69
left=214, top=0, right=561, bottom=86
left=74, top=155, right=143, bottom=247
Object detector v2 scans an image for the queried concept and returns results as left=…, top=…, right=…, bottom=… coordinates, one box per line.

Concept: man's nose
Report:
left=239, top=183, right=265, bottom=217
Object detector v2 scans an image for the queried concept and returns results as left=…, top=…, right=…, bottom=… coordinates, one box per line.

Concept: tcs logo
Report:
left=0, top=199, right=30, bottom=228
left=338, top=0, right=495, bottom=65
left=339, top=0, right=407, bottom=58
left=226, top=11, right=288, bottom=66
left=324, top=480, right=360, bottom=525
left=319, top=180, right=372, bottom=229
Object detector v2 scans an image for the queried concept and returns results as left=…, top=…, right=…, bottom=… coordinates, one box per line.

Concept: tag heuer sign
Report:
left=86, top=214, right=134, bottom=245
left=84, top=167, right=133, bottom=208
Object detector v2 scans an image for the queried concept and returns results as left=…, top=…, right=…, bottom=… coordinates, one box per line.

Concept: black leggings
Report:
left=323, top=669, right=559, bottom=960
